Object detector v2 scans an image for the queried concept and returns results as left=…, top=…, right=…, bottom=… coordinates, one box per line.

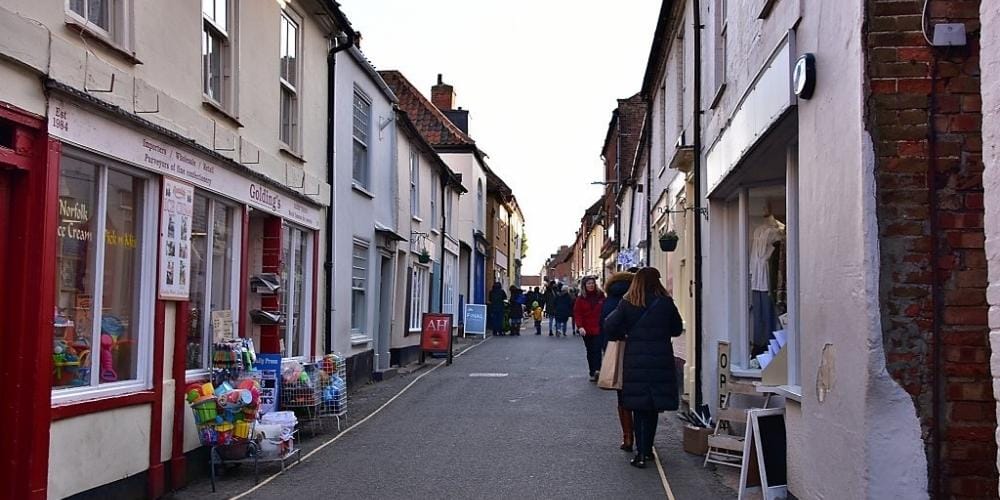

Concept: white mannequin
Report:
left=750, top=200, right=786, bottom=292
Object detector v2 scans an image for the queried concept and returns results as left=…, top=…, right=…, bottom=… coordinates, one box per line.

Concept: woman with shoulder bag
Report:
left=603, top=267, right=684, bottom=468
left=600, top=270, right=635, bottom=452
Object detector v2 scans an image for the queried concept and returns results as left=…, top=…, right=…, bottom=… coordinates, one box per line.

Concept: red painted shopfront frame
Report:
left=0, top=103, right=59, bottom=500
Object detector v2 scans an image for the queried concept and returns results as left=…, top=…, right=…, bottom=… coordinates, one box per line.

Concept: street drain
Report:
left=468, top=372, right=508, bottom=378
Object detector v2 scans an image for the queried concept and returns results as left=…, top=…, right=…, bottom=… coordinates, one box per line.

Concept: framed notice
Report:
left=211, top=310, right=234, bottom=342
left=158, top=178, right=195, bottom=300
left=463, top=304, right=487, bottom=336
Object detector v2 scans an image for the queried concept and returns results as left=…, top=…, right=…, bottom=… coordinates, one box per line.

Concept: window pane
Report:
left=69, top=0, right=85, bottom=17
left=352, top=141, right=367, bottom=187
left=352, top=93, right=370, bottom=143
left=87, top=0, right=110, bottom=30
left=280, top=88, right=295, bottom=145
left=210, top=204, right=233, bottom=335
left=351, top=244, right=367, bottom=331
left=187, top=194, right=210, bottom=370
left=279, top=225, right=292, bottom=356
left=53, top=157, right=100, bottom=389
left=203, top=29, right=223, bottom=101
left=292, top=231, right=307, bottom=356
left=101, top=169, right=143, bottom=383
left=280, top=14, right=298, bottom=86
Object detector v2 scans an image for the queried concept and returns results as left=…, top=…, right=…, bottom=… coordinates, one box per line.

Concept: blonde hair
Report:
left=623, top=267, right=667, bottom=308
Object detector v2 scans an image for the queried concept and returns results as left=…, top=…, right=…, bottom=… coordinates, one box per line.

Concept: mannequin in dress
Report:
left=750, top=199, right=786, bottom=356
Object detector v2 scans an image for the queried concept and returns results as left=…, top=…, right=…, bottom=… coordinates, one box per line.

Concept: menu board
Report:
left=158, top=178, right=195, bottom=300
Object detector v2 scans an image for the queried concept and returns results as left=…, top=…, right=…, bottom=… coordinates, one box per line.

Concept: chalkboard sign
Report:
left=739, top=408, right=788, bottom=500
left=464, top=304, right=487, bottom=336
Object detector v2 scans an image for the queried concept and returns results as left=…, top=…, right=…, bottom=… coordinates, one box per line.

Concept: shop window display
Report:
left=280, top=224, right=310, bottom=357
left=747, top=186, right=787, bottom=360
left=53, top=154, right=151, bottom=392
left=187, top=192, right=236, bottom=371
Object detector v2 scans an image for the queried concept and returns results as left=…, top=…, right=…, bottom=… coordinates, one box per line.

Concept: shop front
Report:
left=43, top=91, right=323, bottom=498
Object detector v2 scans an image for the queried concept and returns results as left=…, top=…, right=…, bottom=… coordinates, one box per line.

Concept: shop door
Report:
left=474, top=252, right=485, bottom=304
left=375, top=255, right=392, bottom=372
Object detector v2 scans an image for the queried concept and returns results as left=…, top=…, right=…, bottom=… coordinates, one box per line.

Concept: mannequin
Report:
left=749, top=199, right=786, bottom=356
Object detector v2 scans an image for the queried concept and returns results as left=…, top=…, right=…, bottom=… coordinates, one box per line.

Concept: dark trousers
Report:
left=534, top=320, right=542, bottom=334
left=583, top=335, right=603, bottom=375
left=632, top=410, right=659, bottom=456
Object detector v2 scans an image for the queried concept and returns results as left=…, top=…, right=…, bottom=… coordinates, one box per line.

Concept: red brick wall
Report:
left=866, top=0, right=995, bottom=497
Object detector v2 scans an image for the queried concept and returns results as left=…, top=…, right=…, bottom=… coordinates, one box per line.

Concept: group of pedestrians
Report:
left=570, top=268, right=685, bottom=469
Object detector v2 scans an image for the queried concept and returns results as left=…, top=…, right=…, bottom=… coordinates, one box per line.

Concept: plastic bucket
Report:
left=234, top=420, right=252, bottom=439
left=192, top=399, right=218, bottom=425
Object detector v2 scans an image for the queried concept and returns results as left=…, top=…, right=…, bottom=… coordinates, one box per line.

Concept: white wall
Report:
left=981, top=2, right=1000, bottom=487
left=331, top=49, right=396, bottom=356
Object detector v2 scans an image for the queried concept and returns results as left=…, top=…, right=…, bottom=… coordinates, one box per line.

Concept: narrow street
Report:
left=178, top=325, right=735, bottom=500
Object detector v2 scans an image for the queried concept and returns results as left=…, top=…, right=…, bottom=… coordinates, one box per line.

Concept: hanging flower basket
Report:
left=659, top=231, right=679, bottom=252
left=418, top=249, right=431, bottom=264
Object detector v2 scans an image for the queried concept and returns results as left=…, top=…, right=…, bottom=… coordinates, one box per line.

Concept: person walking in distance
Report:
left=552, top=285, right=573, bottom=337
left=487, top=282, right=507, bottom=336
left=543, top=281, right=558, bottom=334
left=604, top=267, right=684, bottom=468
left=531, top=301, right=544, bottom=335
left=601, top=270, right=635, bottom=452
left=573, top=276, right=606, bottom=381
left=508, top=292, right=524, bottom=336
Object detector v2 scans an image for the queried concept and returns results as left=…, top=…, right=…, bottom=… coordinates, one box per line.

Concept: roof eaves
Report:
left=347, top=47, right=397, bottom=104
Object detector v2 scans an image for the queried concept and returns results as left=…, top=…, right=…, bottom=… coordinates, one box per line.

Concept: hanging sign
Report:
left=158, top=179, right=194, bottom=300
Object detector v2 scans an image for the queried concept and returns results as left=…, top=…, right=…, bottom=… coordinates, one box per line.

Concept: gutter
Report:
left=324, top=28, right=356, bottom=354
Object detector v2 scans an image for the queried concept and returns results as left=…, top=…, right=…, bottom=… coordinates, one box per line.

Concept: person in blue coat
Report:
left=487, top=282, right=507, bottom=336
left=551, top=285, right=574, bottom=336
left=604, top=267, right=684, bottom=469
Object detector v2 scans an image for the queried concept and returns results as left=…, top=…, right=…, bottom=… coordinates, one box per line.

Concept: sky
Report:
left=338, top=0, right=662, bottom=273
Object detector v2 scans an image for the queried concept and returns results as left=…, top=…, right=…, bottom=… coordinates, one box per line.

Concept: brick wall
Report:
left=866, top=0, right=996, bottom=497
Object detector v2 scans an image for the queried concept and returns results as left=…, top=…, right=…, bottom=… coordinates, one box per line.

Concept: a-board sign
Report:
left=718, top=341, right=731, bottom=410
left=420, top=313, right=453, bottom=353
left=464, top=304, right=487, bottom=336
left=738, top=408, right=788, bottom=500
left=254, top=354, right=281, bottom=415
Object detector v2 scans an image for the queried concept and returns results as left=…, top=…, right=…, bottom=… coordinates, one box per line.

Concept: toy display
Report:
left=211, top=338, right=257, bottom=384
left=187, top=374, right=262, bottom=447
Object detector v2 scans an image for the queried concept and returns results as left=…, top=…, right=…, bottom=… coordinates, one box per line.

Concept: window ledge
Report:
left=184, top=368, right=212, bottom=383
left=352, top=184, right=374, bottom=199
left=430, top=228, right=440, bottom=235
left=757, top=384, right=803, bottom=403
left=709, top=83, right=727, bottom=110
left=279, top=147, right=306, bottom=163
left=412, top=215, right=423, bottom=223
left=202, top=99, right=243, bottom=128
left=350, top=335, right=372, bottom=346
left=730, top=366, right=762, bottom=379
left=64, top=15, right=141, bottom=65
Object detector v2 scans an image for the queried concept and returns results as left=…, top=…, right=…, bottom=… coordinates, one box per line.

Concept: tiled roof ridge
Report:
left=378, top=70, right=476, bottom=146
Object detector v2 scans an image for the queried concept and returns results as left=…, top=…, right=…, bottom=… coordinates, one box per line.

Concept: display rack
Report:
left=315, top=353, right=348, bottom=431
left=280, top=361, right=324, bottom=436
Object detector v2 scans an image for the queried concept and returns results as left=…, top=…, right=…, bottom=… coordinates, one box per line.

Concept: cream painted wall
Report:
left=980, top=2, right=1000, bottom=486
left=48, top=405, right=152, bottom=499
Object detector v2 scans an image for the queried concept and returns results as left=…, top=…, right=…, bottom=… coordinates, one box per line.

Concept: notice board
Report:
left=464, top=304, right=487, bottom=336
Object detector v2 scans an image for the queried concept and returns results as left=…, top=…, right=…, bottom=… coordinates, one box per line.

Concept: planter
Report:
left=659, top=238, right=679, bottom=252
left=417, top=253, right=431, bottom=264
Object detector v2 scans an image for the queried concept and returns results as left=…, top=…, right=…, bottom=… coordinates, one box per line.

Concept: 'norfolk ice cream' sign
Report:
left=159, top=179, right=195, bottom=301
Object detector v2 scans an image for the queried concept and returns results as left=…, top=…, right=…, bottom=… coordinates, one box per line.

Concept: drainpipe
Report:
left=645, top=114, right=653, bottom=260
left=692, top=0, right=705, bottom=410
left=325, top=31, right=355, bottom=354
left=928, top=46, right=943, bottom=500
left=439, top=176, right=447, bottom=312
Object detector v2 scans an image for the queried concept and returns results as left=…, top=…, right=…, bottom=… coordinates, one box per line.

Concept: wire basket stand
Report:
left=315, top=353, right=348, bottom=431
left=280, top=361, right=324, bottom=436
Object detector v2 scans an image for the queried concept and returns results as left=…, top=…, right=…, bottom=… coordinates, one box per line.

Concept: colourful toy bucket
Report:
left=234, top=420, right=252, bottom=439
left=192, top=399, right=218, bottom=425
left=242, top=406, right=258, bottom=421
left=216, top=423, right=234, bottom=445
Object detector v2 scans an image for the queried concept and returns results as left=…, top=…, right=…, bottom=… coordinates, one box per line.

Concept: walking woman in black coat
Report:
left=603, top=267, right=684, bottom=468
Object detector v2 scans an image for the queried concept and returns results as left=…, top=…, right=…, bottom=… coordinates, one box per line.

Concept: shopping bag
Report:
left=598, top=340, right=625, bottom=390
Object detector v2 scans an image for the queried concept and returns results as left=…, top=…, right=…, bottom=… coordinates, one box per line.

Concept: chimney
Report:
left=354, top=31, right=362, bottom=50
left=431, top=73, right=456, bottom=111
left=444, top=107, right=470, bottom=135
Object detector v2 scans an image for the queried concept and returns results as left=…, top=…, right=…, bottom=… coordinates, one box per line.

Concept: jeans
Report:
left=548, top=315, right=555, bottom=333
left=583, top=335, right=603, bottom=375
left=632, top=410, right=659, bottom=457
left=555, top=320, right=567, bottom=335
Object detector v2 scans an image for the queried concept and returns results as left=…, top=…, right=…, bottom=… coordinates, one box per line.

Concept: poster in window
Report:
left=159, top=178, right=195, bottom=300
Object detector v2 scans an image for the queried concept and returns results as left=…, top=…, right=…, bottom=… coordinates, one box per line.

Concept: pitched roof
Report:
left=378, top=70, right=476, bottom=147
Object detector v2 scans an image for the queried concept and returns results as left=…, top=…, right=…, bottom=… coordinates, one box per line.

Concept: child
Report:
left=531, top=301, right=544, bottom=335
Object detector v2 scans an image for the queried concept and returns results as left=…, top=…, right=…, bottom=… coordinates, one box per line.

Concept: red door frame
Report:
left=0, top=102, right=59, bottom=500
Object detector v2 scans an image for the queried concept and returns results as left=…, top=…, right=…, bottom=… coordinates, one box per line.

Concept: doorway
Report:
left=375, top=254, right=393, bottom=371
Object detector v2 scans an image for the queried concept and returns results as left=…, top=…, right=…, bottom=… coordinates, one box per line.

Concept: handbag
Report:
left=597, top=340, right=625, bottom=390
left=596, top=297, right=662, bottom=391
